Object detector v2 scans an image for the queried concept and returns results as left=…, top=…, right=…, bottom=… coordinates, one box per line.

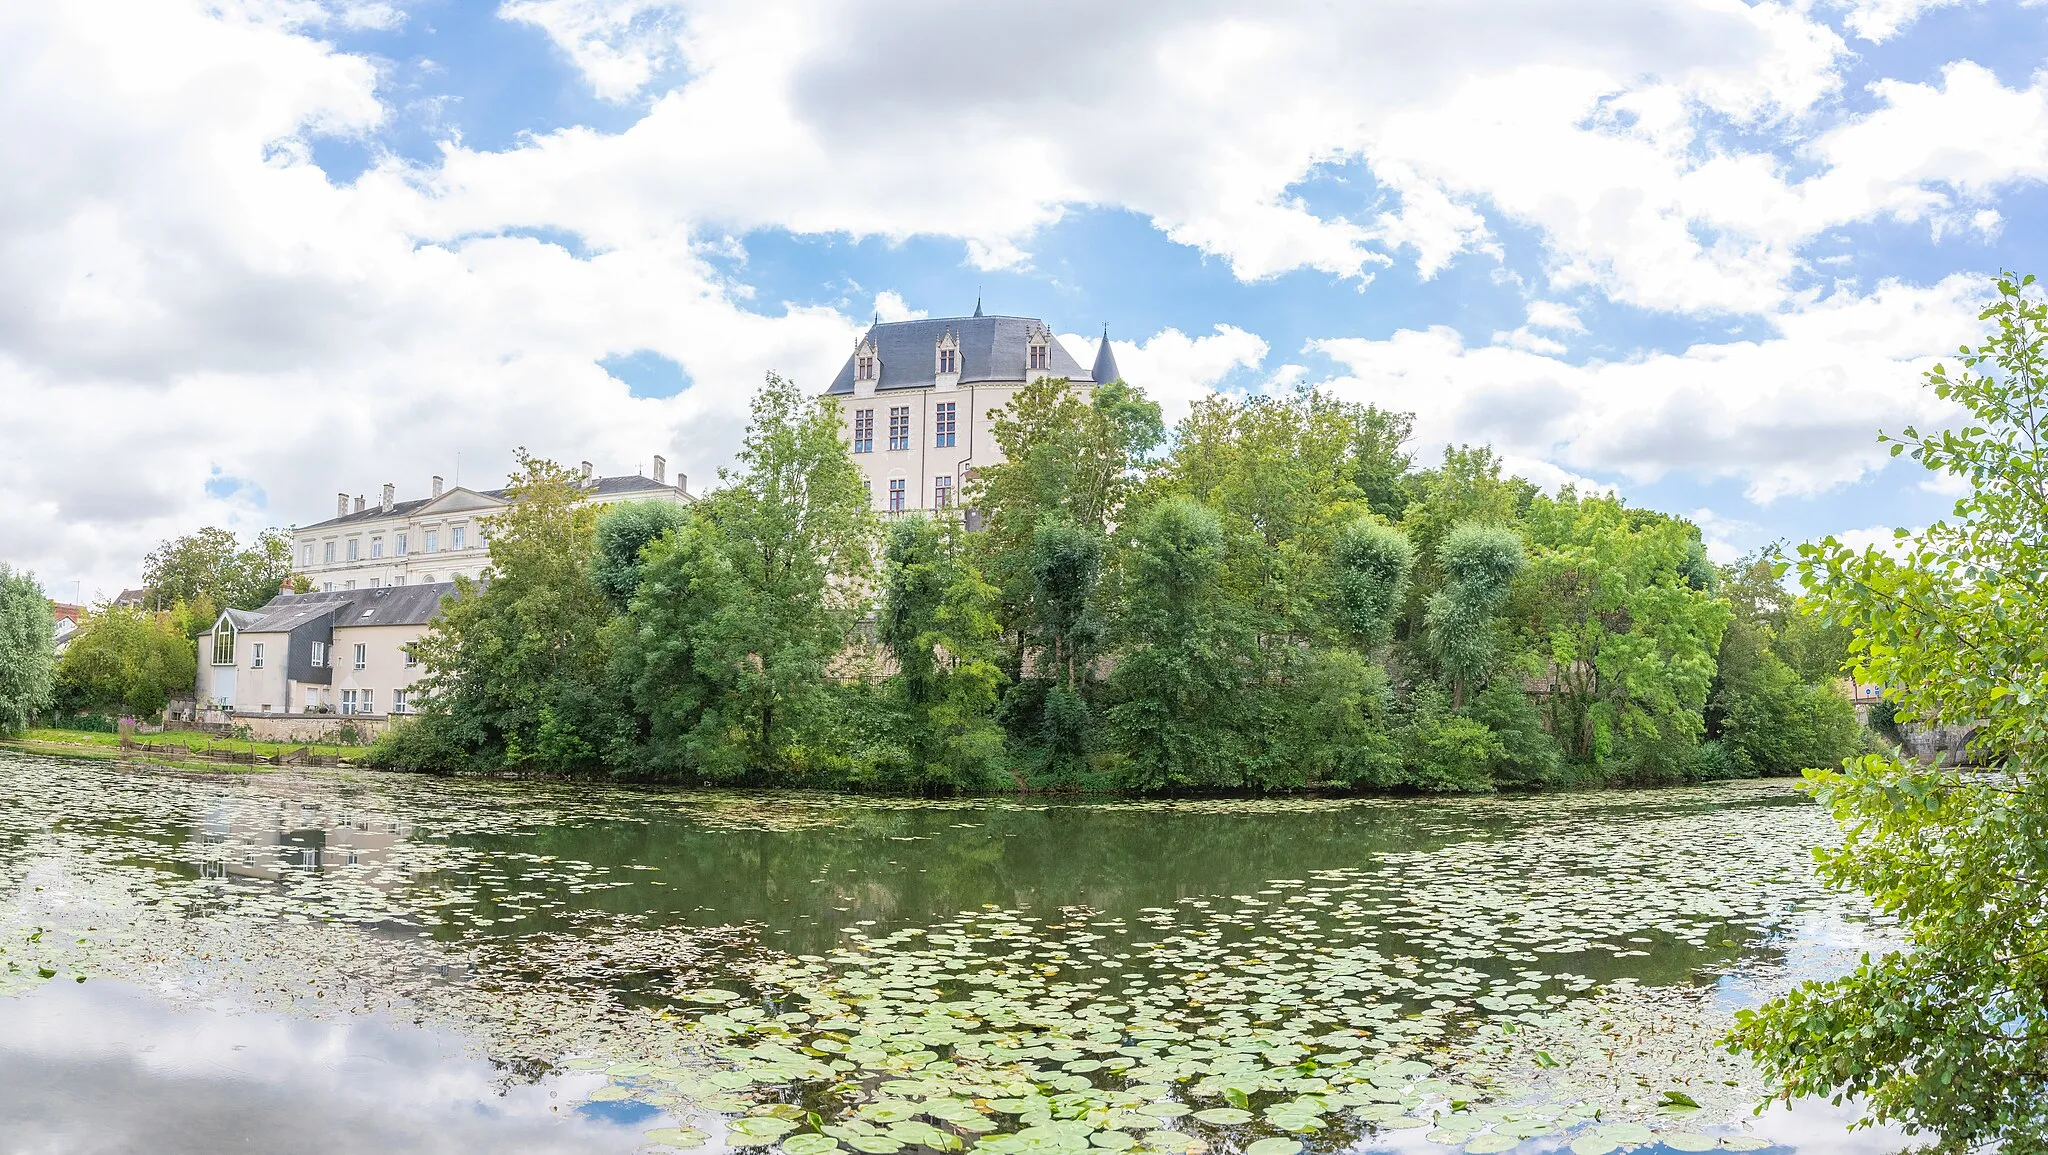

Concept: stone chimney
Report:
left=580, top=460, right=594, bottom=489
left=431, top=475, right=444, bottom=499
left=354, top=494, right=366, bottom=514
left=337, top=493, right=349, bottom=519
left=380, top=483, right=394, bottom=513
left=652, top=455, right=666, bottom=485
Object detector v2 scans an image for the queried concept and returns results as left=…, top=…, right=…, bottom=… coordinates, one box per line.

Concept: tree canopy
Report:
left=0, top=566, right=55, bottom=734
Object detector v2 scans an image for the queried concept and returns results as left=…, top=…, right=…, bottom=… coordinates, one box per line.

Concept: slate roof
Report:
left=302, top=475, right=688, bottom=531
left=1091, top=328, right=1122, bottom=387
left=824, top=315, right=1091, bottom=395
left=237, top=583, right=458, bottom=634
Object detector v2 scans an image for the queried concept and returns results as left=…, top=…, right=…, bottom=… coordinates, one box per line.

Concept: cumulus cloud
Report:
left=1310, top=275, right=1983, bottom=503
left=1068, top=325, right=1271, bottom=429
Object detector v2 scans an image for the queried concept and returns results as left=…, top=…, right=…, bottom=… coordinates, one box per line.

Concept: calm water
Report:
left=0, top=752, right=1906, bottom=1155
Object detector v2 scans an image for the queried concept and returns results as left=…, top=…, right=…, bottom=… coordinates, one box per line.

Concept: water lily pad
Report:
left=1191, top=1108, right=1252, bottom=1125
left=644, top=1128, right=708, bottom=1149
left=784, top=1135, right=840, bottom=1155
left=1569, top=1138, right=1618, bottom=1155
left=1245, top=1140, right=1302, bottom=1155
left=1464, top=1137, right=1519, bottom=1154
left=1661, top=1136, right=1717, bottom=1152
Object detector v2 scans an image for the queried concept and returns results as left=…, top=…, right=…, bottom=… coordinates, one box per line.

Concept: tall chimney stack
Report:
left=431, top=475, right=444, bottom=499
left=580, top=460, right=593, bottom=480
left=337, top=493, right=349, bottom=519
left=652, top=455, right=666, bottom=485
left=354, top=494, right=366, bottom=514
left=380, top=483, right=394, bottom=513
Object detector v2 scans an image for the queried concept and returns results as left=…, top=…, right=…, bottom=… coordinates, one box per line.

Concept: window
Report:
left=299, top=544, right=313, bottom=568
left=347, top=538, right=360, bottom=561
left=934, top=475, right=953, bottom=508
left=403, top=642, right=418, bottom=667
left=423, top=574, right=435, bottom=583
left=853, top=409, right=874, bottom=454
left=392, top=575, right=404, bottom=586
left=857, top=354, right=874, bottom=380
left=888, top=478, right=906, bottom=513
left=251, top=642, right=264, bottom=669
left=396, top=533, right=408, bottom=556
left=353, top=643, right=367, bottom=671
left=311, top=641, right=328, bottom=668
left=939, top=347, right=957, bottom=374
left=369, top=577, right=380, bottom=589
left=392, top=689, right=409, bottom=715
left=424, top=530, right=438, bottom=553
left=323, top=542, right=336, bottom=564
left=888, top=406, right=910, bottom=451
left=322, top=582, right=334, bottom=593
left=934, top=401, right=956, bottom=447
left=452, top=525, right=466, bottom=550
left=212, top=625, right=235, bottom=666
left=371, top=537, right=383, bottom=559
left=341, top=689, right=358, bottom=715
left=1029, top=343, right=1047, bottom=371
left=343, top=580, right=356, bottom=591
left=361, top=689, right=374, bottom=715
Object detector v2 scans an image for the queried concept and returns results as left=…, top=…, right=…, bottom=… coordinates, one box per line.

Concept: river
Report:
left=0, top=751, right=1906, bottom=1154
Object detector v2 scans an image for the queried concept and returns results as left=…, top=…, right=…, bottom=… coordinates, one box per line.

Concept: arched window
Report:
left=212, top=621, right=236, bottom=666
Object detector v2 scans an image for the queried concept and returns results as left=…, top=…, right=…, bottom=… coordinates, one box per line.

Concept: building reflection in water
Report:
left=195, top=799, right=410, bottom=882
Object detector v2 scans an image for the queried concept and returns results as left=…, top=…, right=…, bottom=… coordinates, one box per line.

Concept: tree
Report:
left=1107, top=498, right=1256, bottom=791
left=592, top=500, right=690, bottom=610
left=1727, top=272, right=2048, bottom=1148
left=1518, top=492, right=1728, bottom=778
left=411, top=452, right=615, bottom=773
left=877, top=516, right=1008, bottom=791
left=54, top=604, right=195, bottom=718
left=614, top=374, right=874, bottom=780
left=142, top=527, right=300, bottom=615
left=0, top=566, right=55, bottom=734
left=1424, top=522, right=1524, bottom=706
left=1019, top=517, right=1107, bottom=784
left=1329, top=518, right=1413, bottom=652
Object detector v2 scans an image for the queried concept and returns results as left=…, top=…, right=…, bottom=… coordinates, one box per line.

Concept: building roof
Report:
left=824, top=314, right=1091, bottom=395
left=1091, top=327, right=1121, bottom=387
left=301, top=474, right=688, bottom=532
left=235, top=583, right=458, bottom=634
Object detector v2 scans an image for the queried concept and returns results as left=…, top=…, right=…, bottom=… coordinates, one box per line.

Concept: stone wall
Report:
left=223, top=714, right=392, bottom=744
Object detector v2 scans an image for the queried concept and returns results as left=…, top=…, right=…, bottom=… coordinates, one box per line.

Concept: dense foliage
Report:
left=0, top=566, right=56, bottom=735
left=1727, top=272, right=2048, bottom=1149
left=141, top=526, right=303, bottom=616
left=53, top=603, right=196, bottom=718
left=374, top=372, right=1868, bottom=795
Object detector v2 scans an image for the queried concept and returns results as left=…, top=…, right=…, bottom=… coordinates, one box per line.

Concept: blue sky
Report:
left=4, top=0, right=2047, bottom=594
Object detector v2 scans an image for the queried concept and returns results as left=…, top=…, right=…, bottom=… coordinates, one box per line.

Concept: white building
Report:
left=824, top=306, right=1121, bottom=517
left=197, top=583, right=454, bottom=717
left=294, top=457, right=691, bottom=590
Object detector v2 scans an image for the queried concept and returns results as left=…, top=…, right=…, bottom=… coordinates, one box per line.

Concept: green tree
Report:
left=1019, top=517, right=1106, bottom=785
left=1329, top=518, right=1414, bottom=652
left=1519, top=492, right=1728, bottom=778
left=0, top=566, right=56, bottom=734
left=614, top=374, right=874, bottom=780
left=54, top=604, right=196, bottom=718
left=411, top=452, right=615, bottom=773
left=1396, top=444, right=1536, bottom=629
left=592, top=500, right=691, bottom=610
left=878, top=516, right=1008, bottom=791
left=1727, top=272, right=2048, bottom=1148
left=1424, top=522, right=1524, bottom=706
left=143, top=527, right=299, bottom=613
left=1107, top=498, right=1256, bottom=791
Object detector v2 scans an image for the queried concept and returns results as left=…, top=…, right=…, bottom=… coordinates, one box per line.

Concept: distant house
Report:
left=113, top=588, right=148, bottom=608
left=195, top=584, right=458, bottom=718
left=293, top=459, right=690, bottom=592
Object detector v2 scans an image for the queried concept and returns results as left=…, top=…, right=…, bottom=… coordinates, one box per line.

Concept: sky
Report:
left=4, top=0, right=2047, bottom=600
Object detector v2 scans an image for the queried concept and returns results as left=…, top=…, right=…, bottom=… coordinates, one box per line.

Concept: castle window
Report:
left=858, top=355, right=875, bottom=380
left=934, top=401, right=956, bottom=448
left=888, top=478, right=906, bottom=512
left=934, top=475, right=953, bottom=508
left=853, top=408, right=874, bottom=453
left=888, top=407, right=910, bottom=451
left=1029, top=343, right=1047, bottom=371
left=939, top=348, right=957, bottom=374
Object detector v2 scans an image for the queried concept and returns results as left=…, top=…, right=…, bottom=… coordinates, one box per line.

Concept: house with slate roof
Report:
left=293, top=457, right=691, bottom=592
left=196, top=583, right=459, bottom=718
left=824, top=302, right=1122, bottom=517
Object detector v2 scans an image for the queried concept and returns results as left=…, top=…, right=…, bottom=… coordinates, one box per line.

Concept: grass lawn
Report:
left=17, top=728, right=363, bottom=760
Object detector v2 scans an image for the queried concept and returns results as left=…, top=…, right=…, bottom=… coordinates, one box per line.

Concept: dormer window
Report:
left=939, top=348, right=957, bottom=374
left=857, top=355, right=875, bottom=380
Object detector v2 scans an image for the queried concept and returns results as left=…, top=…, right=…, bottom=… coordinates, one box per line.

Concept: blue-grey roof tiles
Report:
left=825, top=314, right=1093, bottom=395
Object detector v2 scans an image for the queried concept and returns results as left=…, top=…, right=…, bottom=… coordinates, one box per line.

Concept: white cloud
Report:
left=498, top=0, right=687, bottom=102
left=1069, top=325, right=1271, bottom=430
left=1310, top=275, right=1983, bottom=503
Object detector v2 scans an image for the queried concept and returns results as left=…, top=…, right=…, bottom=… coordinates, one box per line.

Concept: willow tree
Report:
left=0, top=566, right=55, bottom=734
left=1424, top=521, right=1524, bottom=706
left=1728, top=272, right=2048, bottom=1148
